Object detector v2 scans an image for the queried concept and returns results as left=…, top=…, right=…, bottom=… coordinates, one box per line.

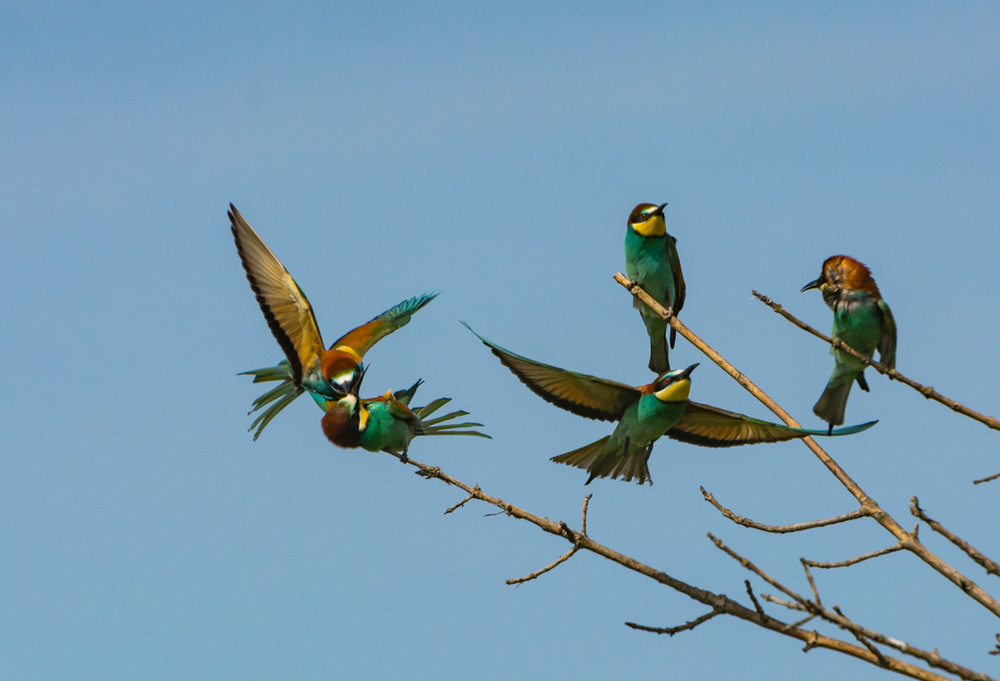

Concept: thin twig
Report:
left=626, top=607, right=724, bottom=636
left=403, top=449, right=978, bottom=680
left=506, top=545, right=580, bottom=585
left=974, top=471, right=1000, bottom=485
left=746, top=580, right=767, bottom=619
left=751, top=289, right=1000, bottom=432
left=911, top=497, right=1000, bottom=578
left=804, top=544, right=906, bottom=569
left=702, top=486, right=868, bottom=533
left=800, top=559, right=821, bottom=606
left=712, top=532, right=994, bottom=681
left=444, top=485, right=481, bottom=514
left=615, top=273, right=1000, bottom=619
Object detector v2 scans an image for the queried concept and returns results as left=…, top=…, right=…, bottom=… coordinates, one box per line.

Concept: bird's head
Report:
left=627, top=202, right=668, bottom=237
left=650, top=363, right=698, bottom=403
left=321, top=346, right=365, bottom=395
left=321, top=390, right=370, bottom=447
left=801, top=255, right=881, bottom=299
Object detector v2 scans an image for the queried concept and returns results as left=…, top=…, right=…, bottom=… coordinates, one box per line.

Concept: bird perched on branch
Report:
left=624, top=202, right=686, bottom=373
left=321, top=371, right=490, bottom=460
left=802, top=255, right=896, bottom=433
left=465, top=323, right=876, bottom=485
left=229, top=203, right=436, bottom=438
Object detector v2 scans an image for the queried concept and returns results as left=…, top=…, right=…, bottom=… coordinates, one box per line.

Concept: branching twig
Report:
left=614, top=273, right=1000, bottom=619
left=910, top=497, right=1000, bottom=578
left=702, top=486, right=869, bottom=533
left=402, top=449, right=983, bottom=680
left=711, top=533, right=994, bottom=681
left=751, top=289, right=1000, bottom=432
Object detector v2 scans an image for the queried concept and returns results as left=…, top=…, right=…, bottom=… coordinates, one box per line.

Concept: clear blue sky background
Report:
left=3, top=2, right=999, bottom=679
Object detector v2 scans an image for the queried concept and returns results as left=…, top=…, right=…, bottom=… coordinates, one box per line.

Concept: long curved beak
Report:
left=678, top=363, right=698, bottom=380
left=800, top=278, right=823, bottom=292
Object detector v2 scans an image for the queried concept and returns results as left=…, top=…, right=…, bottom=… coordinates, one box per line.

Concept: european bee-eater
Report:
left=229, top=204, right=436, bottom=438
left=465, top=323, right=876, bottom=485
left=624, top=202, right=686, bottom=373
left=321, top=373, right=490, bottom=460
left=801, top=255, right=897, bottom=432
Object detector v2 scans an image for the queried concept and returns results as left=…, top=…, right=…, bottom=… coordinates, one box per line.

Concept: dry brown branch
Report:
left=974, top=472, right=1000, bottom=485
left=751, top=289, right=1000, bottom=433
left=625, top=607, right=724, bottom=635
left=746, top=580, right=768, bottom=619
left=506, top=495, right=593, bottom=585
left=614, top=273, right=1000, bottom=619
left=506, top=545, right=579, bottom=585
left=399, top=450, right=980, bottom=681
left=910, top=497, right=1000, bottom=578
left=444, top=485, right=481, bottom=514
left=702, top=486, right=869, bottom=532
left=710, top=533, right=994, bottom=681
left=801, top=559, right=821, bottom=605
left=804, top=544, right=906, bottom=569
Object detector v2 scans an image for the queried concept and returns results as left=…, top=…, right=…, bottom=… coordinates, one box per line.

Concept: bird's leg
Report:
left=399, top=446, right=409, bottom=464
left=643, top=443, right=654, bottom=461
left=623, top=438, right=630, bottom=456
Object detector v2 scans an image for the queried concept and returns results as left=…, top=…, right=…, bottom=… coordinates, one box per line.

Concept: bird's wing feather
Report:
left=463, top=322, right=639, bottom=422
left=667, top=402, right=877, bottom=448
left=229, top=204, right=325, bottom=385
left=876, top=300, right=897, bottom=369
left=331, top=293, right=438, bottom=356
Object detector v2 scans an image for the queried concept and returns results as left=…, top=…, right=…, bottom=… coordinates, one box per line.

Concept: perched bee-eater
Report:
left=229, top=204, right=436, bottom=438
left=321, top=372, right=490, bottom=460
left=465, top=323, right=876, bottom=485
left=624, top=202, right=686, bottom=373
left=802, top=255, right=897, bottom=433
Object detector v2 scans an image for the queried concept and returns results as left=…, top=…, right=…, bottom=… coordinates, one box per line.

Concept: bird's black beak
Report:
left=654, top=202, right=668, bottom=215
left=348, top=364, right=368, bottom=397
left=801, top=277, right=823, bottom=292
left=679, top=363, right=699, bottom=380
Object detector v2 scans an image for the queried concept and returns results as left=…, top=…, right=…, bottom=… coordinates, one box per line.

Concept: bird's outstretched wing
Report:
left=463, top=322, right=639, bottom=422
left=229, top=204, right=325, bottom=386
left=667, top=402, right=877, bottom=448
left=331, top=293, right=438, bottom=356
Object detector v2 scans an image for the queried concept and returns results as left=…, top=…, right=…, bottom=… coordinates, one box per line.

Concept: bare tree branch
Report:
left=910, top=497, right=1000, bottom=578
left=614, top=273, right=1000, bottom=619
left=702, top=486, right=869, bottom=533
left=626, top=607, right=724, bottom=635
left=973, top=472, right=1000, bottom=486
left=804, top=544, right=906, bottom=569
left=751, top=289, right=1000, bottom=433
left=398, top=449, right=982, bottom=681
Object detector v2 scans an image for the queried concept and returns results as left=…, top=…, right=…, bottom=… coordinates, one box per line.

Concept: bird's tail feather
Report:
left=414, top=397, right=490, bottom=439
left=648, top=334, right=669, bottom=374
left=813, top=381, right=853, bottom=427
left=551, top=436, right=652, bottom=485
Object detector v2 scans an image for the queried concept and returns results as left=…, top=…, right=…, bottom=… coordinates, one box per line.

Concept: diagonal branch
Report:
left=702, top=486, right=869, bottom=533
left=399, top=450, right=978, bottom=681
left=804, top=544, right=906, bottom=569
left=626, top=606, right=724, bottom=635
left=911, top=497, right=1000, bottom=578
left=751, top=289, right=1000, bottom=432
left=615, top=273, right=1000, bottom=619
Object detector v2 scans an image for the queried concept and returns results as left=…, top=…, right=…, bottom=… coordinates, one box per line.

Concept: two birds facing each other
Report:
left=231, top=202, right=889, bottom=484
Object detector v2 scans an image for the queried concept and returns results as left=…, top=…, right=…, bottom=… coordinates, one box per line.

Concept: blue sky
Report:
left=3, top=2, right=999, bottom=679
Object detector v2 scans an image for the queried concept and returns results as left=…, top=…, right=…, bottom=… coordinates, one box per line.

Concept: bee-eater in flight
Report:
left=465, top=323, right=876, bottom=485
left=229, top=204, right=436, bottom=438
left=321, top=371, right=490, bottom=461
left=802, top=255, right=897, bottom=433
left=624, top=202, right=686, bottom=373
